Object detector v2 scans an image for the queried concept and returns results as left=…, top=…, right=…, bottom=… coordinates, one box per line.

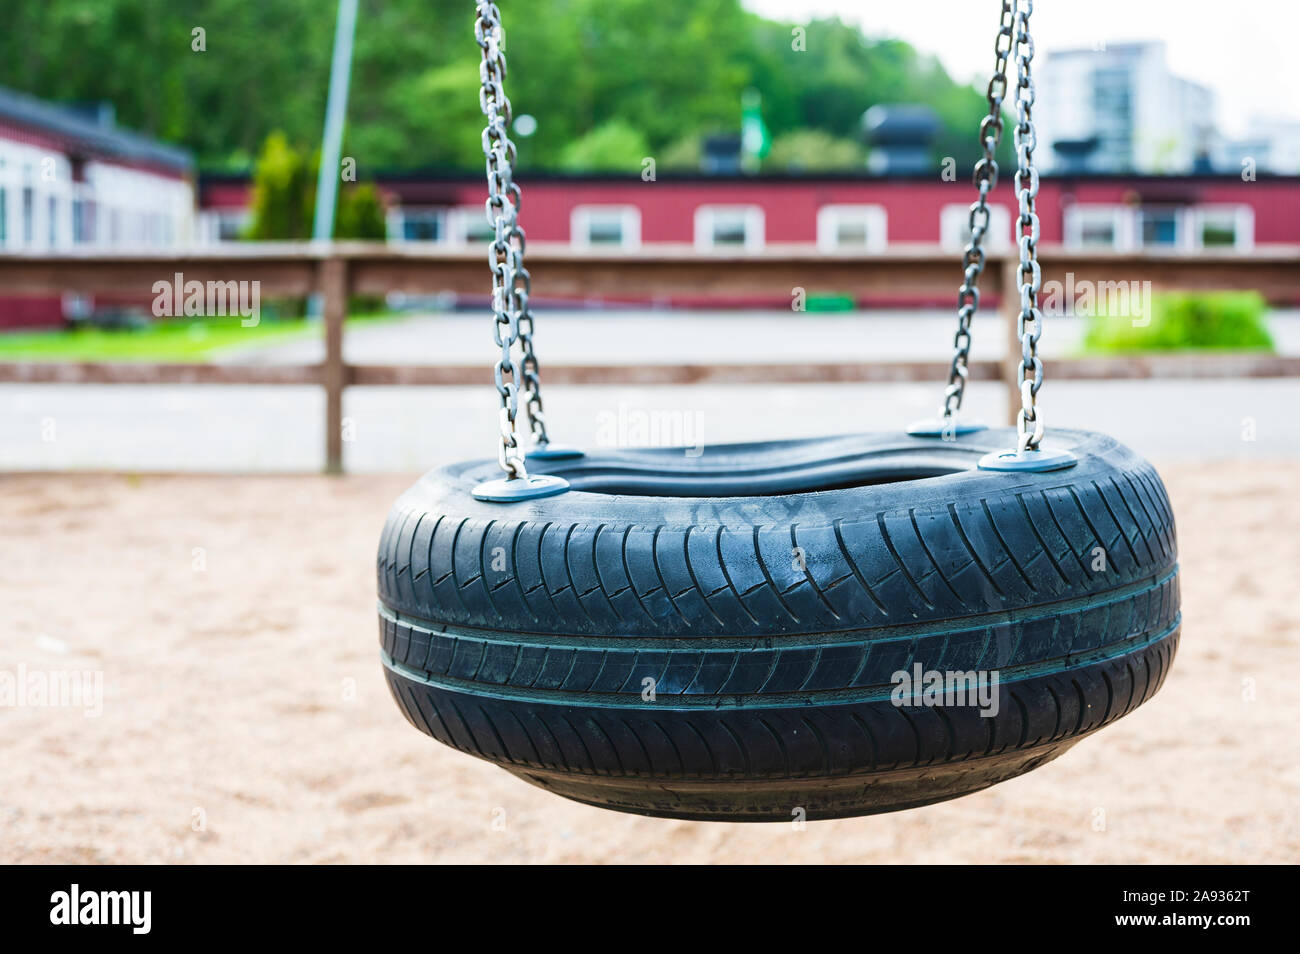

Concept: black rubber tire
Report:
left=377, top=427, right=1180, bottom=821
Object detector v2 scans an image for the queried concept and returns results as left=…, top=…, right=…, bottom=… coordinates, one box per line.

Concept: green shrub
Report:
left=1082, top=291, right=1274, bottom=353
left=558, top=120, right=650, bottom=172
left=246, top=131, right=314, bottom=240
left=336, top=183, right=387, bottom=240
left=659, top=135, right=703, bottom=170
left=246, top=133, right=390, bottom=241
left=764, top=130, right=866, bottom=172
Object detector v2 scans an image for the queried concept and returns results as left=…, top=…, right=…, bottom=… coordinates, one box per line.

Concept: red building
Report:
left=202, top=170, right=1299, bottom=255
left=198, top=169, right=1300, bottom=308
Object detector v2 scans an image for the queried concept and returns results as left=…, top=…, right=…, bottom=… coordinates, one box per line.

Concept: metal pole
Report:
left=313, top=0, right=358, bottom=464
left=312, top=0, right=359, bottom=242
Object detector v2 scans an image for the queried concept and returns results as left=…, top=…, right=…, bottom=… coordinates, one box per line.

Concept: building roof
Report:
left=199, top=168, right=1300, bottom=188
left=0, top=84, right=192, bottom=173
left=1045, top=40, right=1164, bottom=59
left=863, top=105, right=941, bottom=144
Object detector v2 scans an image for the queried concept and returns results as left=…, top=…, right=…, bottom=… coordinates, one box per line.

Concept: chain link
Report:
left=1011, top=0, right=1044, bottom=451
left=516, top=278, right=551, bottom=447
left=475, top=1, right=543, bottom=478
left=939, top=1, right=1015, bottom=424
left=942, top=1, right=1048, bottom=451
left=472, top=1, right=1045, bottom=459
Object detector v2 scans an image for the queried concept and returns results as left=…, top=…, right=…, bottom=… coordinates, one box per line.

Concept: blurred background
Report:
left=0, top=0, right=1297, bottom=470
left=2, top=2, right=1298, bottom=864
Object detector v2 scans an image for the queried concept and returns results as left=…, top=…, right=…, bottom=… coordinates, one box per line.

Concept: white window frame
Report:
left=694, top=204, right=765, bottom=252
left=1136, top=206, right=1193, bottom=251
left=447, top=205, right=498, bottom=246
left=939, top=202, right=1011, bottom=251
left=215, top=209, right=251, bottom=243
left=1063, top=204, right=1137, bottom=250
left=1190, top=204, right=1254, bottom=251
left=71, top=182, right=96, bottom=245
left=388, top=205, right=449, bottom=244
left=78, top=159, right=194, bottom=250
left=570, top=204, right=641, bottom=249
left=816, top=204, right=888, bottom=252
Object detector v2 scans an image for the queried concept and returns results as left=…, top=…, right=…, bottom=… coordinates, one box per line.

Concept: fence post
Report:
left=1001, top=257, right=1021, bottom=427
left=321, top=255, right=348, bottom=474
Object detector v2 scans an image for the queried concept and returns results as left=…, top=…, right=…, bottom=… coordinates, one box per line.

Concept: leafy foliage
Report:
left=335, top=182, right=388, bottom=240
left=0, top=1, right=1002, bottom=173
left=1083, top=291, right=1275, bottom=353
left=766, top=130, right=866, bottom=171
left=245, top=132, right=392, bottom=240
left=245, top=132, right=315, bottom=240
left=558, top=120, right=650, bottom=172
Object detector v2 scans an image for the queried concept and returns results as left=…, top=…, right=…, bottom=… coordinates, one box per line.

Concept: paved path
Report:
left=3, top=378, right=1296, bottom=472
left=4, top=309, right=1298, bottom=471
left=216, top=307, right=1300, bottom=366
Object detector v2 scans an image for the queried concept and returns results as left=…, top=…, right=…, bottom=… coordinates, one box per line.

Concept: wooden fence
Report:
left=2, top=242, right=1299, bottom=472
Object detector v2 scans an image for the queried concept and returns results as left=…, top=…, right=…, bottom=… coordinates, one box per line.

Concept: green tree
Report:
left=245, top=131, right=314, bottom=240
left=347, top=59, right=486, bottom=170
left=659, top=135, right=704, bottom=171
left=765, top=130, right=866, bottom=171
left=0, top=0, right=1010, bottom=175
left=559, top=120, right=650, bottom=172
left=336, top=183, right=388, bottom=239
left=246, top=132, right=388, bottom=240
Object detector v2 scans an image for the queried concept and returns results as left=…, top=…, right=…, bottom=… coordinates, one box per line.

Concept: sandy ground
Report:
left=1, top=463, right=1297, bottom=864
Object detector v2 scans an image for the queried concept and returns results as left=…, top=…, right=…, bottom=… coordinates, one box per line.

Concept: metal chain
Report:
left=516, top=280, right=551, bottom=447
left=1011, top=0, right=1044, bottom=451
left=475, top=1, right=533, bottom=478
left=470, top=0, right=1044, bottom=459
left=940, top=1, right=1015, bottom=424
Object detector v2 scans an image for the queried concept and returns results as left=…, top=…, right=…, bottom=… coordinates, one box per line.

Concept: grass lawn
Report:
left=0, top=312, right=395, bottom=362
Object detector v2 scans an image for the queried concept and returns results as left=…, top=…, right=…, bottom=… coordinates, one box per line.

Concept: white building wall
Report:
left=0, top=134, right=193, bottom=251
left=1036, top=42, right=1217, bottom=174
left=0, top=139, right=71, bottom=249
left=1225, top=118, right=1300, bottom=174
left=1035, top=52, right=1095, bottom=145
left=83, top=160, right=194, bottom=248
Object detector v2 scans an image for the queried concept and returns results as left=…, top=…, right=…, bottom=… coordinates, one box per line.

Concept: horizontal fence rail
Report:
left=3, top=243, right=1299, bottom=472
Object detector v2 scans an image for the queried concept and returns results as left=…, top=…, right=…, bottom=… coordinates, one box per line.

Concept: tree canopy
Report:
left=0, top=0, right=1001, bottom=174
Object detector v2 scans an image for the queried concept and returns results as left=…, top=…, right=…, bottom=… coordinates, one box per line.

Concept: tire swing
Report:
left=377, top=1, right=1180, bottom=821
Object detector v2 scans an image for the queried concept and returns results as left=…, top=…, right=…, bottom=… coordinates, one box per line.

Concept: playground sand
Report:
left=1, top=462, right=1296, bottom=864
